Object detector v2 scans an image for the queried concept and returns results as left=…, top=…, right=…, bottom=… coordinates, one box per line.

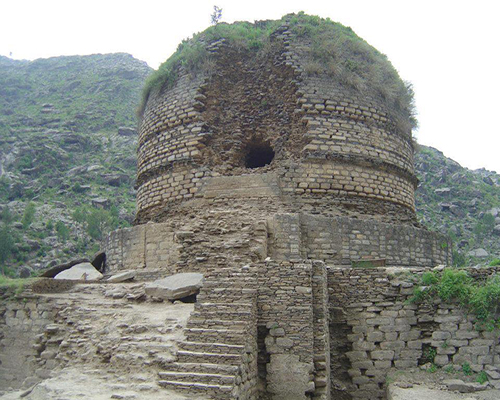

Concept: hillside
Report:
left=415, top=146, right=500, bottom=265
left=0, top=53, right=498, bottom=277
left=0, top=53, right=152, bottom=276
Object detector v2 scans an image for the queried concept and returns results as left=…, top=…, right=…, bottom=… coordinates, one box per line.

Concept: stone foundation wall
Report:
left=327, top=266, right=500, bottom=399
left=104, top=211, right=451, bottom=277
left=267, top=213, right=451, bottom=267
left=0, top=293, right=58, bottom=390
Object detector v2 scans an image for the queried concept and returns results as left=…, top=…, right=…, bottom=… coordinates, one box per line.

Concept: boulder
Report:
left=434, top=188, right=451, bottom=196
left=19, top=266, right=32, bottom=278
left=118, top=127, right=136, bottom=137
left=54, top=263, right=103, bottom=281
left=145, top=273, right=204, bottom=300
left=41, top=258, right=90, bottom=278
left=483, top=176, right=494, bottom=185
left=107, top=270, right=136, bottom=283
left=487, top=208, right=500, bottom=217
left=91, top=198, right=110, bottom=209
left=467, top=248, right=489, bottom=258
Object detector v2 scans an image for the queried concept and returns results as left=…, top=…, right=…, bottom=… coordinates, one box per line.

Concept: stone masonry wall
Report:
left=267, top=213, right=451, bottom=267
left=104, top=210, right=451, bottom=279
left=103, top=222, right=179, bottom=278
left=257, top=260, right=317, bottom=399
left=280, top=160, right=416, bottom=214
left=135, top=24, right=419, bottom=225
left=328, top=266, right=500, bottom=399
left=0, top=292, right=58, bottom=390
left=136, top=69, right=208, bottom=219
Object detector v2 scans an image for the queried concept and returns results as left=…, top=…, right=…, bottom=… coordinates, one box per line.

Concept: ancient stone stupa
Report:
left=103, top=13, right=452, bottom=399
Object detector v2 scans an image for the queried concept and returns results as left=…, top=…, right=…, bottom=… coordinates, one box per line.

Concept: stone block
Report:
left=371, top=350, right=394, bottom=360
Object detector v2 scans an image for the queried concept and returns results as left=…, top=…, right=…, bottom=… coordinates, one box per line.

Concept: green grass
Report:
left=411, top=268, right=500, bottom=330
left=476, top=371, right=488, bottom=384
left=0, top=276, right=36, bottom=295
left=138, top=12, right=416, bottom=128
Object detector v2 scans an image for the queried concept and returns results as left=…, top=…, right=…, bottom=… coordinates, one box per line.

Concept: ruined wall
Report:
left=103, top=222, right=179, bottom=278
left=104, top=210, right=451, bottom=277
left=135, top=25, right=418, bottom=226
left=300, top=214, right=451, bottom=267
left=0, top=293, right=58, bottom=390
left=257, top=260, right=330, bottom=400
left=136, top=70, right=209, bottom=217
left=268, top=213, right=451, bottom=267
left=327, top=266, right=500, bottom=400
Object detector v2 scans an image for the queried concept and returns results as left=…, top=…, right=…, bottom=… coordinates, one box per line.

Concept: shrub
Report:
left=138, top=12, right=415, bottom=130
left=474, top=213, right=495, bottom=237
left=476, top=371, right=488, bottom=384
left=411, top=268, right=500, bottom=330
left=462, top=362, right=473, bottom=376
left=55, top=221, right=70, bottom=242
left=0, top=224, right=15, bottom=268
left=21, top=202, right=36, bottom=230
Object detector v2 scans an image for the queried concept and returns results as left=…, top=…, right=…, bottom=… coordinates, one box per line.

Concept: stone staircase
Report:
left=158, top=266, right=258, bottom=399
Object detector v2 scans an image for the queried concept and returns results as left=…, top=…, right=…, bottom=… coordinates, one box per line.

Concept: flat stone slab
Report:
left=444, top=379, right=489, bottom=393
left=145, top=273, right=204, bottom=300
left=107, top=270, right=136, bottom=283
left=54, top=263, right=103, bottom=281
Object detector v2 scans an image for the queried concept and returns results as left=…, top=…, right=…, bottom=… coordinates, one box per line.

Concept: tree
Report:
left=0, top=224, right=15, bottom=270
left=21, top=202, right=36, bottom=230
left=211, top=5, right=222, bottom=25
left=55, top=221, right=70, bottom=242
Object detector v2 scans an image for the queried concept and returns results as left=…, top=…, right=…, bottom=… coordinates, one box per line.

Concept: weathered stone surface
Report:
left=266, top=354, right=313, bottom=400
left=444, top=379, right=489, bottom=393
left=54, top=262, right=103, bottom=281
left=107, top=270, right=136, bottom=283
left=144, top=273, right=203, bottom=300
left=388, top=383, right=498, bottom=400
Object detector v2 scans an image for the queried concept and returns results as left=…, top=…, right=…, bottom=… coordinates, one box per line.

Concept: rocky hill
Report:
left=0, top=53, right=152, bottom=276
left=0, top=53, right=498, bottom=277
left=415, top=145, right=500, bottom=265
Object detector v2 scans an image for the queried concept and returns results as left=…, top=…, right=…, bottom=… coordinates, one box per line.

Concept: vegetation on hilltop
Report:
left=139, top=12, right=416, bottom=129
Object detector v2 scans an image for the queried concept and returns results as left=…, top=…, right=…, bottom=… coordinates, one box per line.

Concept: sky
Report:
left=1, top=0, right=499, bottom=173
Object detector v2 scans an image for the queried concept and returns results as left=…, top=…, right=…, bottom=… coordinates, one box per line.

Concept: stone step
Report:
left=197, top=292, right=256, bottom=302
left=198, top=289, right=257, bottom=296
left=185, top=327, right=247, bottom=344
left=203, top=279, right=256, bottom=285
left=158, top=371, right=236, bottom=385
left=177, top=350, right=242, bottom=365
left=115, top=342, right=174, bottom=353
left=158, top=380, right=233, bottom=398
left=164, top=362, right=240, bottom=375
left=179, top=341, right=245, bottom=354
left=195, top=302, right=253, bottom=312
left=190, top=310, right=252, bottom=320
left=187, top=318, right=248, bottom=329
